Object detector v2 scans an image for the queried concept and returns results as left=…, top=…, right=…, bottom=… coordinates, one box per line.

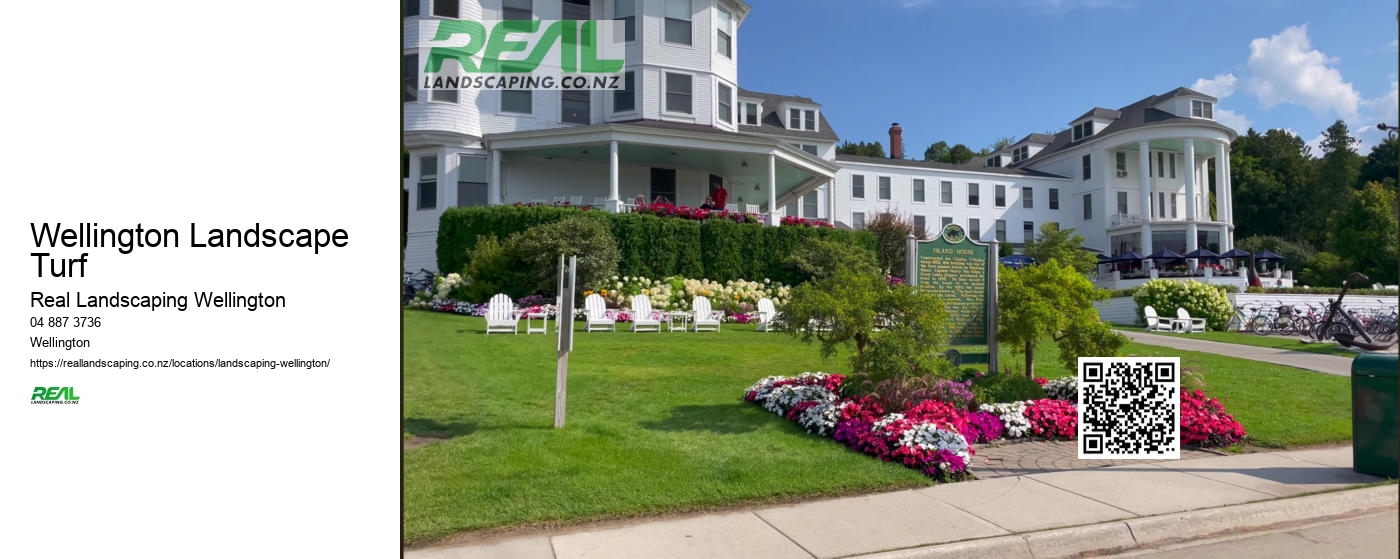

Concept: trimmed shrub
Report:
left=438, top=205, right=606, bottom=276
left=503, top=217, right=619, bottom=296
left=971, top=372, right=1046, bottom=406
left=1133, top=279, right=1233, bottom=331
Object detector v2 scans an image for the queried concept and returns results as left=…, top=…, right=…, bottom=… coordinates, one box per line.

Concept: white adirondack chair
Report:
left=552, top=196, right=568, bottom=205
left=569, top=195, right=584, bottom=206
left=1175, top=307, right=1207, bottom=333
left=756, top=298, right=778, bottom=332
left=630, top=294, right=662, bottom=332
left=725, top=203, right=739, bottom=212
left=1142, top=305, right=1175, bottom=332
left=744, top=203, right=760, bottom=214
left=591, top=196, right=607, bottom=208
left=485, top=293, right=520, bottom=334
left=584, top=293, right=615, bottom=332
left=692, top=296, right=722, bottom=332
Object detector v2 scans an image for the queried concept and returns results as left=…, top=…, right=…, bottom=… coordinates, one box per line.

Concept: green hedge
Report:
left=437, top=205, right=876, bottom=284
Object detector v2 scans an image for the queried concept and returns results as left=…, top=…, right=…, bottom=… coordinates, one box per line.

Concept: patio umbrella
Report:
left=1255, top=250, right=1285, bottom=261
left=1183, top=248, right=1219, bottom=260
left=1095, top=253, right=1110, bottom=261
left=1111, top=250, right=1145, bottom=262
left=1146, top=248, right=1185, bottom=260
left=1218, top=248, right=1251, bottom=259
left=999, top=255, right=1037, bottom=269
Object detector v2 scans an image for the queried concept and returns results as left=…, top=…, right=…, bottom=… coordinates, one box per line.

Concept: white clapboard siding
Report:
left=1093, top=296, right=1142, bottom=325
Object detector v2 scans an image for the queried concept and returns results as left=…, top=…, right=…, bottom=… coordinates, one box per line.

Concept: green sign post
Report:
left=906, top=225, right=998, bottom=371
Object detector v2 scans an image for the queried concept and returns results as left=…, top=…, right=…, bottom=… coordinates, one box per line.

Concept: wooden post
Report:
left=554, top=255, right=576, bottom=428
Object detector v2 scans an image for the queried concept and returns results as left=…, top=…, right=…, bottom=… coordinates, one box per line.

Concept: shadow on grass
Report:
left=639, top=403, right=762, bottom=434
left=404, top=417, right=478, bottom=440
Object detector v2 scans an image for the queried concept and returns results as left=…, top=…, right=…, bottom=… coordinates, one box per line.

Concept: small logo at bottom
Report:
left=32, top=386, right=80, bottom=404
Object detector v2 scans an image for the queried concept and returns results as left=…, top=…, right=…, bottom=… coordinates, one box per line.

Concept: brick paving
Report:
left=970, top=439, right=1225, bottom=479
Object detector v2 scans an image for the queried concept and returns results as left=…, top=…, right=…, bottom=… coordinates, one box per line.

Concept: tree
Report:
left=1308, top=120, right=1364, bottom=247
left=978, top=136, right=1016, bottom=156
left=998, top=261, right=1124, bottom=377
left=864, top=211, right=923, bottom=278
left=1023, top=223, right=1097, bottom=274
left=923, top=141, right=950, bottom=162
left=1329, top=182, right=1399, bottom=285
left=1235, top=235, right=1315, bottom=277
left=785, top=237, right=879, bottom=281
left=1229, top=128, right=1315, bottom=240
left=836, top=140, right=886, bottom=158
left=944, top=144, right=975, bottom=164
left=1358, top=137, right=1398, bottom=194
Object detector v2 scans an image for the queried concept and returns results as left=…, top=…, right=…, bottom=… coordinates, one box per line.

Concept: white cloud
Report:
left=1246, top=25, right=1362, bottom=120
left=1387, top=39, right=1399, bottom=52
left=1303, top=132, right=1327, bottom=156
left=1191, top=73, right=1237, bottom=99
left=1214, top=108, right=1253, bottom=134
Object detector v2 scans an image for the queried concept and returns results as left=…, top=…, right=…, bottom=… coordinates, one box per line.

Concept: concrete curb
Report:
left=852, top=484, right=1398, bottom=559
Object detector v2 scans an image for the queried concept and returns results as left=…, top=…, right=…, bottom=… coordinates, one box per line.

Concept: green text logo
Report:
left=418, top=19, right=626, bottom=91
left=32, top=386, right=80, bottom=404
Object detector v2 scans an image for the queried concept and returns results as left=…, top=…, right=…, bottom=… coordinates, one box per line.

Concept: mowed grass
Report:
left=402, top=310, right=930, bottom=544
left=404, top=311, right=1355, bottom=544
left=1114, top=326, right=1362, bottom=358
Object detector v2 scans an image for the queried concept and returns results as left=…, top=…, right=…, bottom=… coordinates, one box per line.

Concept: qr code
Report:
left=1077, top=357, right=1180, bottom=460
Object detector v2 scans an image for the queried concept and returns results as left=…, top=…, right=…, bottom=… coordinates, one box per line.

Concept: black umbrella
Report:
left=1095, top=253, right=1110, bottom=262
left=1111, top=250, right=1145, bottom=262
left=1255, top=250, right=1285, bottom=261
left=999, top=255, right=1037, bottom=269
left=1218, top=248, right=1251, bottom=259
left=1146, top=248, right=1185, bottom=260
left=1183, top=248, right=1219, bottom=260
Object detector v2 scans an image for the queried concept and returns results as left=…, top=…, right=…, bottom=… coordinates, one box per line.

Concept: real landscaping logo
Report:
left=32, top=386, right=80, bottom=404
left=418, top=19, right=626, bottom=91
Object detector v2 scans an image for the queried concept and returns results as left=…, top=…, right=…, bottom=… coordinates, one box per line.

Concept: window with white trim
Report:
left=1022, top=187, right=1033, bottom=209
left=913, top=179, right=925, bottom=203
left=613, top=70, right=635, bottom=112
left=1158, top=192, right=1166, bottom=218
left=561, top=89, right=589, bottom=124
left=940, top=181, right=953, bottom=204
left=995, top=219, right=1006, bottom=242
left=1170, top=194, right=1178, bottom=218
left=1117, top=191, right=1128, bottom=215
left=1082, top=193, right=1092, bottom=220
left=852, top=212, right=866, bottom=229
left=803, top=110, right=816, bottom=131
left=715, top=7, right=732, bottom=58
left=1049, top=188, right=1059, bottom=209
left=969, top=218, right=981, bottom=240
left=987, top=155, right=1002, bottom=167
left=1191, top=99, right=1213, bottom=119
left=664, top=0, right=691, bottom=45
left=417, top=155, right=437, bottom=210
left=717, top=83, right=732, bottom=124
left=1013, top=145, right=1029, bottom=162
left=942, top=216, right=953, bottom=228
left=1157, top=152, right=1165, bottom=177
left=878, top=176, right=891, bottom=200
left=1023, top=221, right=1034, bottom=242
left=501, top=90, right=531, bottom=114
left=614, top=0, right=635, bottom=41
left=913, top=215, right=926, bottom=237
left=502, top=0, right=530, bottom=19
left=802, top=191, right=818, bottom=218
left=402, top=53, right=418, bottom=103
left=1116, top=151, right=1127, bottom=177
left=1168, top=152, right=1177, bottom=178
left=433, top=0, right=459, bottom=18
left=1082, top=154, right=1092, bottom=180
left=664, top=72, right=691, bottom=114
left=1072, top=120, right=1094, bottom=141
left=851, top=175, right=865, bottom=199
left=741, top=102, right=759, bottom=125
left=995, top=184, right=1006, bottom=207
left=968, top=183, right=980, bottom=206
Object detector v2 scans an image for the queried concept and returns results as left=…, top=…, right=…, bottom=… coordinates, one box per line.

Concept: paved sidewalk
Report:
left=971, top=440, right=1221, bottom=479
left=405, top=446, right=1394, bottom=559
left=1122, top=331, right=1355, bottom=376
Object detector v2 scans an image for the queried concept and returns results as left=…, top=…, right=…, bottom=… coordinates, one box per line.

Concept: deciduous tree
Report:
left=998, top=261, right=1124, bottom=377
left=1023, top=223, right=1097, bottom=274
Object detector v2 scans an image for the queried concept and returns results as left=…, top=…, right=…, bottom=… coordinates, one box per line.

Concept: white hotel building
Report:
left=403, top=0, right=1239, bottom=284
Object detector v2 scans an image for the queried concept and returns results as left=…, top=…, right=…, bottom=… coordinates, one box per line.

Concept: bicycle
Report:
left=1226, top=303, right=1267, bottom=334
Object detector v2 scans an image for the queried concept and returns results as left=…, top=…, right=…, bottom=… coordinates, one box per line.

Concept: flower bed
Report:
left=744, top=373, right=1249, bottom=481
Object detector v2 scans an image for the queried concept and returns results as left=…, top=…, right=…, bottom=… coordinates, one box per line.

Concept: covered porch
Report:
left=483, top=122, right=837, bottom=225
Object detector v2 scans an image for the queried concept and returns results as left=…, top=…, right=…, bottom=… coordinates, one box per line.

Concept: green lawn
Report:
left=1114, top=326, right=1361, bottom=358
left=404, top=310, right=1353, bottom=544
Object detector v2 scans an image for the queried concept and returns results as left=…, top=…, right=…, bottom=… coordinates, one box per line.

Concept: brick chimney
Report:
left=888, top=122, right=904, bottom=159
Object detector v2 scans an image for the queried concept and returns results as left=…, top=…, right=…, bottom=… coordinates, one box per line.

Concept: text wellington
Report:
left=31, top=291, right=286, bottom=312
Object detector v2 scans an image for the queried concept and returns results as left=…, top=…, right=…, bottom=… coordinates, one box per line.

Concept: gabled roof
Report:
left=1015, top=133, right=1056, bottom=146
left=836, top=154, right=1069, bottom=179
left=1012, top=88, right=1238, bottom=168
left=736, top=88, right=839, bottom=142
left=1071, top=107, right=1122, bottom=122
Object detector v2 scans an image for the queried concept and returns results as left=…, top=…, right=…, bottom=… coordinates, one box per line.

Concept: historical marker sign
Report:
left=906, top=225, right=999, bottom=370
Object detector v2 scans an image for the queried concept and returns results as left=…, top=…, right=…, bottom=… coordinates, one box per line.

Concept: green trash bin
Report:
left=1352, top=353, right=1398, bottom=478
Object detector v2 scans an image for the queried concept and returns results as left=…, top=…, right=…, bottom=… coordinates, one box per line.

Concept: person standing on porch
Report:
left=712, top=179, right=728, bottom=209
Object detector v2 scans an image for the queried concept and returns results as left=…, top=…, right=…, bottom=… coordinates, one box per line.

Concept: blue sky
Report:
left=736, top=0, right=1398, bottom=156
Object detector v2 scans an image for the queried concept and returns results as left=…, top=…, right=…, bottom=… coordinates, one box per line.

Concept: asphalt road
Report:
left=1106, top=509, right=1400, bottom=558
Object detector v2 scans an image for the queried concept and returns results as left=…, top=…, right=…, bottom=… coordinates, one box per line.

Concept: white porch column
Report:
left=796, top=191, right=804, bottom=218
left=826, top=181, right=834, bottom=224
left=1224, top=149, right=1234, bottom=226
left=607, top=140, right=621, bottom=212
left=1215, top=141, right=1229, bottom=252
left=767, top=154, right=779, bottom=226
left=1184, top=138, right=1198, bottom=262
left=1137, top=140, right=1152, bottom=258
left=488, top=149, right=502, bottom=205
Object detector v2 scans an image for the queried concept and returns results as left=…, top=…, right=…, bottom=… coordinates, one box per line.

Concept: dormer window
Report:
left=740, top=102, right=759, bottom=125
left=1191, top=99, right=1213, bottom=119
left=1072, top=121, right=1094, bottom=141
left=986, top=155, right=1002, bottom=167
left=788, top=108, right=816, bottom=131
left=1013, top=145, right=1029, bottom=162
